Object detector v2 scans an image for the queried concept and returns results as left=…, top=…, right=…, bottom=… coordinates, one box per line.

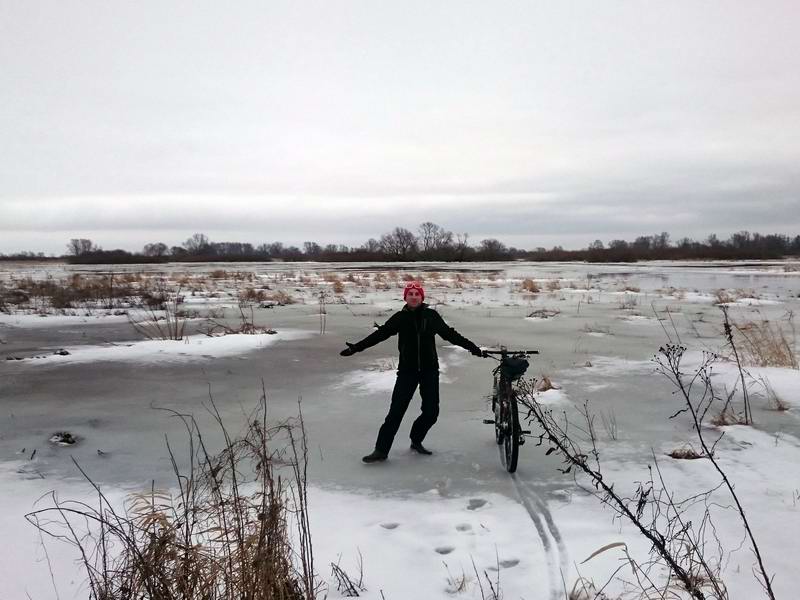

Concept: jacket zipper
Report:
left=414, top=313, right=421, bottom=372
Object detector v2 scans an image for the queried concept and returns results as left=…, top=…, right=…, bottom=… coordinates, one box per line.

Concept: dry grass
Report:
left=535, top=376, right=559, bottom=392
left=0, top=283, right=10, bottom=313
left=714, top=289, right=735, bottom=305
left=581, top=323, right=611, bottom=335
left=731, top=314, right=798, bottom=369
left=14, top=274, right=138, bottom=310
left=520, top=278, right=540, bottom=293
left=618, top=294, right=639, bottom=310
left=667, top=444, right=704, bottom=460
left=714, top=288, right=760, bottom=305
left=129, top=290, right=186, bottom=340
left=546, top=279, right=561, bottom=291
left=202, top=300, right=277, bottom=336
left=240, top=287, right=271, bottom=303
left=710, top=408, right=748, bottom=426
left=27, top=399, right=319, bottom=600
left=261, top=290, right=295, bottom=306
left=758, top=377, right=790, bottom=411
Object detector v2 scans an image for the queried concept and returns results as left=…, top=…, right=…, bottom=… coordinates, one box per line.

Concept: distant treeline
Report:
left=3, top=225, right=800, bottom=264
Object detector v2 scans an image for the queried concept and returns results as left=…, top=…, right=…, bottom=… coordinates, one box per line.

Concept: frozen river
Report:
left=1, top=260, right=799, bottom=599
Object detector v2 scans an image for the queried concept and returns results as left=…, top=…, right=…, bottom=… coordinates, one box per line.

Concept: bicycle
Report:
left=482, top=348, right=539, bottom=473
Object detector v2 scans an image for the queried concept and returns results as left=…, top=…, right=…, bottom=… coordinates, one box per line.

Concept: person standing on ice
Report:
left=340, top=281, right=485, bottom=463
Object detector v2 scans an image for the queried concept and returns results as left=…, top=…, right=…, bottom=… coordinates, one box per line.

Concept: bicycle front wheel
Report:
left=503, top=392, right=520, bottom=473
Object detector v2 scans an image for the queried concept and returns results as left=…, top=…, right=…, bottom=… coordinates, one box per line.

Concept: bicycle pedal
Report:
left=482, top=419, right=495, bottom=425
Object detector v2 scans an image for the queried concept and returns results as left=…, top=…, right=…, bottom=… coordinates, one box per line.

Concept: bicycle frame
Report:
left=485, top=348, right=538, bottom=473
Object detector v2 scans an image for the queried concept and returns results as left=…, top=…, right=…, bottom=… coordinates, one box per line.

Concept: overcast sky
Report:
left=2, top=1, right=799, bottom=254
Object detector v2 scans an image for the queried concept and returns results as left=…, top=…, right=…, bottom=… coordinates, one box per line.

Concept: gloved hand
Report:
left=469, top=345, right=484, bottom=357
left=340, top=342, right=357, bottom=357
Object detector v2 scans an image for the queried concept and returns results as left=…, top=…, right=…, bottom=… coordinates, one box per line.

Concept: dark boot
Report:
left=362, top=449, right=388, bottom=464
left=410, top=441, right=433, bottom=455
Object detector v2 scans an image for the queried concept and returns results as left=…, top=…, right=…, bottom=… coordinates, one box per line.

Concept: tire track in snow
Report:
left=508, top=466, right=570, bottom=600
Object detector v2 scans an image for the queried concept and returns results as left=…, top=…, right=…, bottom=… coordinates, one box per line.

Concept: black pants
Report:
left=375, top=369, right=439, bottom=455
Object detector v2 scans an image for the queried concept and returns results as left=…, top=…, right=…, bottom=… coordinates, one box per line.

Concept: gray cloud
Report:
left=2, top=1, right=799, bottom=254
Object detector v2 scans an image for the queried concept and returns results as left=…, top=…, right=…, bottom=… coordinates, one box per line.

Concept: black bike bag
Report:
left=501, top=357, right=529, bottom=380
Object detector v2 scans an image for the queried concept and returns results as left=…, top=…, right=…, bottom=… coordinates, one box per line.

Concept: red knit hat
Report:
left=403, top=281, right=425, bottom=301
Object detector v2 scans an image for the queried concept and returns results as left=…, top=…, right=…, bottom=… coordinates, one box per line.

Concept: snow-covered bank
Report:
left=14, top=330, right=314, bottom=366
left=0, top=311, right=133, bottom=328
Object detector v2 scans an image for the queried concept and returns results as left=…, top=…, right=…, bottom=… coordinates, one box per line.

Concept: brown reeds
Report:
left=129, top=287, right=186, bottom=340
left=26, top=396, right=320, bottom=600
left=730, top=312, right=798, bottom=369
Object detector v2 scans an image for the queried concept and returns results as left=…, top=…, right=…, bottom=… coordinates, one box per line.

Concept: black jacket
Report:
left=350, top=303, right=480, bottom=372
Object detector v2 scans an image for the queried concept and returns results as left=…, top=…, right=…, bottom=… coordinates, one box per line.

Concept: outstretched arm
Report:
left=345, top=313, right=401, bottom=354
left=431, top=311, right=482, bottom=355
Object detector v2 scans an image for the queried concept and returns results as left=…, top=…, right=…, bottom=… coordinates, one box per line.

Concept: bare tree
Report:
left=67, top=238, right=98, bottom=256
left=478, top=238, right=508, bottom=260
left=362, top=238, right=382, bottom=254
left=184, top=233, right=212, bottom=255
left=380, top=227, right=418, bottom=260
left=142, top=242, right=169, bottom=257
left=454, top=233, right=470, bottom=261
left=417, top=222, right=452, bottom=251
left=303, top=242, right=322, bottom=258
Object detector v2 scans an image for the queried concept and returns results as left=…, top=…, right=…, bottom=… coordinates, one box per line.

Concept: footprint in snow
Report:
left=435, top=546, right=455, bottom=555
left=380, top=522, right=400, bottom=530
left=467, top=498, right=488, bottom=511
left=500, top=559, right=520, bottom=569
left=455, top=523, right=472, bottom=532
left=487, top=559, right=520, bottom=571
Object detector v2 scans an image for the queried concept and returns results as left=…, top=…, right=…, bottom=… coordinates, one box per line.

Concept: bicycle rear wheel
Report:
left=503, top=393, right=520, bottom=473
left=493, top=376, right=504, bottom=445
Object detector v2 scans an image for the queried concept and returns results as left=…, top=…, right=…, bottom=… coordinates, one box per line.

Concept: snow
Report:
left=535, top=388, right=569, bottom=405
left=313, top=487, right=547, bottom=599
left=0, top=312, right=133, bottom=328
left=15, top=330, right=314, bottom=366
left=336, top=353, right=462, bottom=395
left=337, top=362, right=399, bottom=394
left=548, top=425, right=800, bottom=599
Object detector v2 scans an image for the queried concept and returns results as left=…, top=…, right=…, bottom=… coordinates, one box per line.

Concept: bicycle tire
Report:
left=493, top=376, right=504, bottom=445
left=503, top=392, right=520, bottom=473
